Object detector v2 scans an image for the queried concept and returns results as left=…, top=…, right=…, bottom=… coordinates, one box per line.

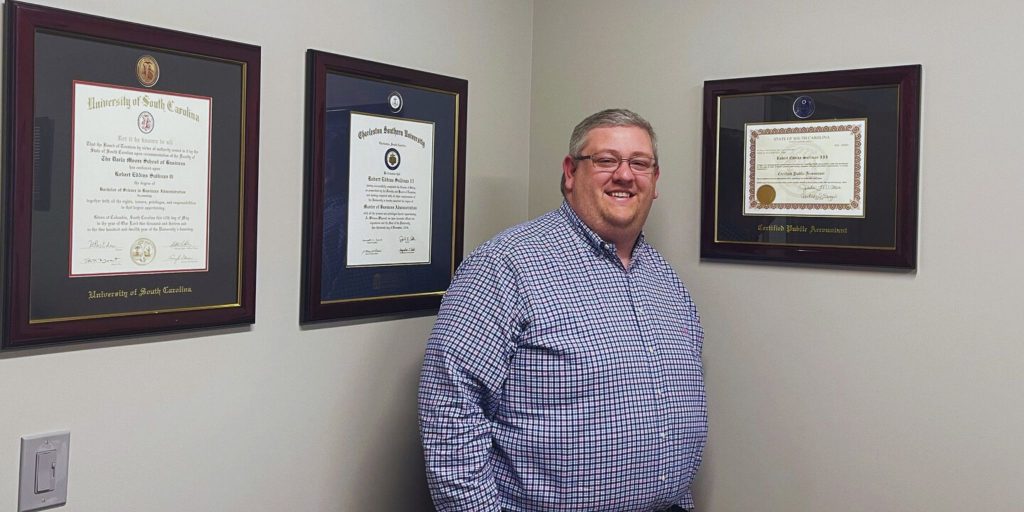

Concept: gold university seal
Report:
left=130, top=238, right=156, bottom=265
left=136, top=55, right=160, bottom=87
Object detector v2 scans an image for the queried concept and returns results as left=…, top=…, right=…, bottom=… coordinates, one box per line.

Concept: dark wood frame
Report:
left=700, top=65, right=921, bottom=269
left=2, top=1, right=260, bottom=348
left=301, top=50, right=467, bottom=322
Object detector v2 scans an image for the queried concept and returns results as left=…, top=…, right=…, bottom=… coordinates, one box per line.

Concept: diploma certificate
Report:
left=70, top=81, right=212, bottom=276
left=743, top=119, right=866, bottom=217
left=346, top=112, right=434, bottom=267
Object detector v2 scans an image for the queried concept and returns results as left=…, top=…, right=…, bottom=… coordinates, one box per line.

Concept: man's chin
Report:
left=600, top=213, right=639, bottom=231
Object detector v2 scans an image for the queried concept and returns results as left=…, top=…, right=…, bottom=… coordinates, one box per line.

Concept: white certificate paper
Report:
left=742, top=119, right=866, bottom=217
left=70, top=81, right=212, bottom=276
left=346, top=112, right=434, bottom=267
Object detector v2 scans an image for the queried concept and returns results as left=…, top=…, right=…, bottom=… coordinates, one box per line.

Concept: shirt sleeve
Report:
left=418, top=249, right=523, bottom=512
left=679, top=280, right=704, bottom=356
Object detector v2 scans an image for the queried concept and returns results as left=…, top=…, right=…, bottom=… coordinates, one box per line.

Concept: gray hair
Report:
left=562, top=108, right=658, bottom=195
left=569, top=108, right=658, bottom=161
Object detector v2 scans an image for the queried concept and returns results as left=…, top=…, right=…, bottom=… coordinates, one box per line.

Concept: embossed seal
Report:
left=385, top=148, right=401, bottom=170
left=792, top=95, right=815, bottom=119
left=387, top=91, right=403, bottom=113
left=130, top=238, right=156, bottom=265
left=136, top=55, right=160, bottom=88
left=137, top=111, right=155, bottom=134
left=756, top=185, right=777, bottom=205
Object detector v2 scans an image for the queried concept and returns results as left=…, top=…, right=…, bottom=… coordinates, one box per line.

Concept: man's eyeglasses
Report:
left=575, top=153, right=657, bottom=174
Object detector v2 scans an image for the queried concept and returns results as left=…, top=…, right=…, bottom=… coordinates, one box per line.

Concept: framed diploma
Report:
left=301, top=50, right=467, bottom=322
left=701, top=65, right=921, bottom=268
left=2, top=2, right=260, bottom=348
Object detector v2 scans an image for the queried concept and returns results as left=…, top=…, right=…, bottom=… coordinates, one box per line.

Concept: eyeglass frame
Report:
left=573, top=153, right=659, bottom=174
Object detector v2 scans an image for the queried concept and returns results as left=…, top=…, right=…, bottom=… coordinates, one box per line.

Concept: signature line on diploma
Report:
left=81, top=257, right=122, bottom=264
left=170, top=240, right=198, bottom=249
left=86, top=240, right=118, bottom=249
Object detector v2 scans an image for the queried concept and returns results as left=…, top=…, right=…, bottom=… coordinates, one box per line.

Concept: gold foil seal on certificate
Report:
left=136, top=55, right=160, bottom=87
left=756, top=185, right=776, bottom=205
left=130, top=238, right=156, bottom=265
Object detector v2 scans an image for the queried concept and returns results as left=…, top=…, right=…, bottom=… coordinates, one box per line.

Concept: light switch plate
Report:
left=19, top=431, right=70, bottom=512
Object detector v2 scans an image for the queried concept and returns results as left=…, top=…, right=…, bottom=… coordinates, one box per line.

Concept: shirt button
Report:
left=660, top=475, right=667, bottom=482
left=648, top=347, right=655, bottom=355
left=661, top=431, right=668, bottom=439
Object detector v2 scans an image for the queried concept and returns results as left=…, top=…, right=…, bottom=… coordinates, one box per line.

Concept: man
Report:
left=418, top=109, right=706, bottom=511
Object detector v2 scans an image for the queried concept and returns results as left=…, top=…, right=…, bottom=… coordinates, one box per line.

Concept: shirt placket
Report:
left=624, top=250, right=674, bottom=490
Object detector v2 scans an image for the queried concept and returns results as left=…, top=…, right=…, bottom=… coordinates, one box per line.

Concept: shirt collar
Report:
left=558, top=201, right=647, bottom=260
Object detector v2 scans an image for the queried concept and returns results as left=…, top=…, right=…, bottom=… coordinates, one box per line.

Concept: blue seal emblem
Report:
left=793, top=95, right=815, bottom=119
left=387, top=91, right=403, bottom=113
left=385, top=148, right=401, bottom=170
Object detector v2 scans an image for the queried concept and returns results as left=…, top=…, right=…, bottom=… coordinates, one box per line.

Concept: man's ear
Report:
left=562, top=155, right=577, bottom=193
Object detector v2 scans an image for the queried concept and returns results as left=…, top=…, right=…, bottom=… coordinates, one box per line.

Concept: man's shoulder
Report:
left=472, top=208, right=568, bottom=259
left=640, top=241, right=673, bottom=268
left=637, top=240, right=687, bottom=285
left=447, top=209, right=569, bottom=292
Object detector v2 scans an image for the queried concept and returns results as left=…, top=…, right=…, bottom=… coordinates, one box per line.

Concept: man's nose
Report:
left=611, top=160, right=636, bottom=181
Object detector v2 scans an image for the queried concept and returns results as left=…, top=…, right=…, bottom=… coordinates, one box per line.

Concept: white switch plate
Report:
left=19, top=431, right=70, bottom=512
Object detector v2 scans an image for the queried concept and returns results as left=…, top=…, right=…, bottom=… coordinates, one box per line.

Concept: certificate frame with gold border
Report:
left=300, top=50, right=467, bottom=322
left=700, top=65, right=921, bottom=269
left=2, top=1, right=260, bottom=349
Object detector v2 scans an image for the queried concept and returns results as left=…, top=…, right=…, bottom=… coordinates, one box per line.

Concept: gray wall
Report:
left=0, top=1, right=533, bottom=510
left=530, top=1, right=1024, bottom=511
left=4, top=0, right=1023, bottom=511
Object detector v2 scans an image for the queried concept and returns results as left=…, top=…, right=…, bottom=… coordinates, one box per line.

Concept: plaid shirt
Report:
left=419, top=202, right=707, bottom=511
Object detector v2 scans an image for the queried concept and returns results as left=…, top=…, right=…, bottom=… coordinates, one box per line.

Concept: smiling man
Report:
left=419, top=109, right=707, bottom=512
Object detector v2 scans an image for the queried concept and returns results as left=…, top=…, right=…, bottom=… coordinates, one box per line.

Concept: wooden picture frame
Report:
left=301, top=50, right=467, bottom=322
left=2, top=1, right=260, bottom=348
left=701, top=65, right=921, bottom=268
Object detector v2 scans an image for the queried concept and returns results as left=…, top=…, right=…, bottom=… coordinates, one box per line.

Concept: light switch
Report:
left=19, top=431, right=70, bottom=512
left=34, top=449, right=56, bottom=493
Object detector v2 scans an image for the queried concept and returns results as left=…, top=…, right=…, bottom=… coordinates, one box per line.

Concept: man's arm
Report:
left=418, top=251, right=522, bottom=512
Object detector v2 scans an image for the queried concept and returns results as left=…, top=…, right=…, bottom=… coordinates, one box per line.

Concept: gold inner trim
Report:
left=30, top=303, right=242, bottom=325
left=713, top=84, right=902, bottom=252
left=321, top=290, right=444, bottom=305
left=450, top=94, right=461, bottom=275
left=318, top=72, right=463, bottom=304
left=719, top=240, right=896, bottom=251
left=28, top=28, right=252, bottom=324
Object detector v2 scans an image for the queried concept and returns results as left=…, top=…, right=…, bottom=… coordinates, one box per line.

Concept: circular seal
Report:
left=137, top=111, right=155, bottom=134
left=136, top=55, right=160, bottom=88
left=130, top=238, right=156, bottom=266
left=792, top=95, right=815, bottom=119
left=756, top=185, right=777, bottom=205
left=387, top=91, right=403, bottom=113
left=385, top=148, right=401, bottom=170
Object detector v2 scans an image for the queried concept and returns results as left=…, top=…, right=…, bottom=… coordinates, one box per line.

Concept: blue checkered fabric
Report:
left=419, top=202, right=707, bottom=512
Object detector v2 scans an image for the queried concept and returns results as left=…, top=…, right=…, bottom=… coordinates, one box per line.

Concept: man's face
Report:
left=562, top=126, right=660, bottom=246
